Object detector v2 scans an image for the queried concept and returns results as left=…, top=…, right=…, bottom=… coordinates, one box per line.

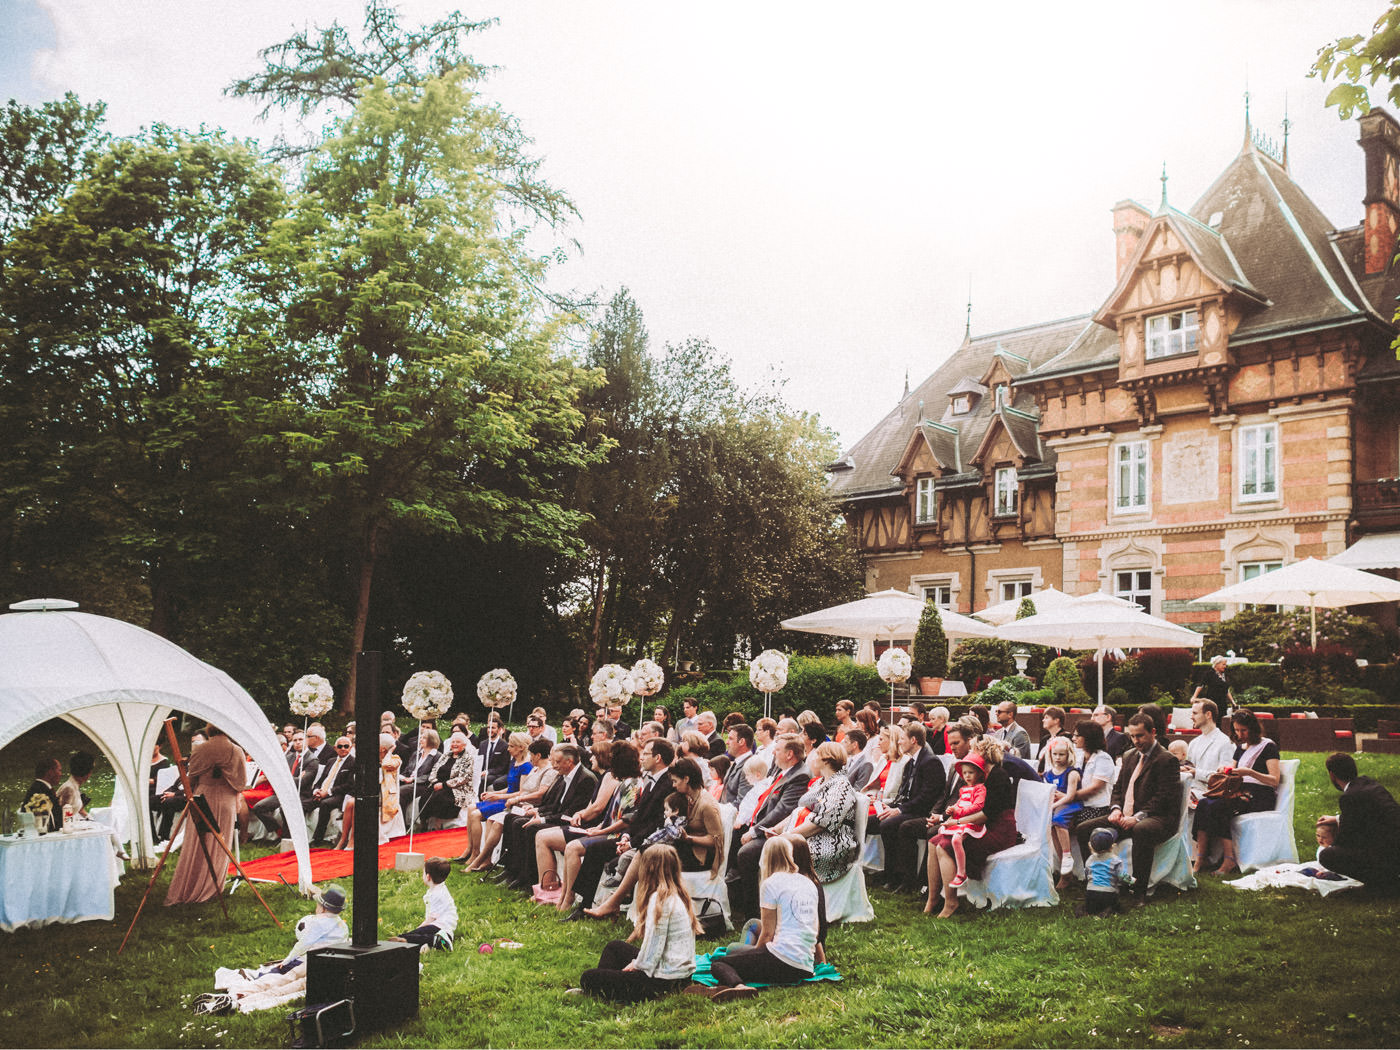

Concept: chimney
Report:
left=1359, top=107, right=1400, bottom=275
left=1111, top=200, right=1151, bottom=281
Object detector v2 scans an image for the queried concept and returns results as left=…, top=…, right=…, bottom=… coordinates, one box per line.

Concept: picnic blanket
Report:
left=1226, top=863, right=1363, bottom=898
left=689, top=946, right=843, bottom=988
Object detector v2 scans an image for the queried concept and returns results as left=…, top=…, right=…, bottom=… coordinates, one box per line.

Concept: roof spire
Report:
left=964, top=278, right=972, bottom=340
left=1242, top=76, right=1254, bottom=152
left=902, top=368, right=910, bottom=399
left=1159, top=162, right=1169, bottom=212
left=1281, top=93, right=1291, bottom=170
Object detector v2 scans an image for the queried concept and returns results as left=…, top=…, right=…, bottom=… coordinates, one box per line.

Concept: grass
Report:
left=2, top=722, right=1399, bottom=1048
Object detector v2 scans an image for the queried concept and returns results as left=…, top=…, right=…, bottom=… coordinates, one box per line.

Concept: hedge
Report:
left=662, top=656, right=886, bottom=727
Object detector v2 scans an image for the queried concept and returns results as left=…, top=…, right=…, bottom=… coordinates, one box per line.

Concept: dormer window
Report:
left=1145, top=309, right=1199, bottom=360
left=994, top=385, right=1006, bottom=408
left=951, top=394, right=972, bottom=415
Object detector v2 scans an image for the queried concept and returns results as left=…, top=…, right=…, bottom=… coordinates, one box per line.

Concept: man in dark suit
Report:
left=721, top=724, right=756, bottom=805
left=398, top=729, right=441, bottom=816
left=1316, top=752, right=1400, bottom=889
left=477, top=715, right=511, bottom=793
left=606, top=703, right=632, bottom=741
left=876, top=722, right=947, bottom=893
left=697, top=711, right=723, bottom=759
left=1074, top=713, right=1181, bottom=904
left=303, top=724, right=330, bottom=768
left=307, top=736, right=356, bottom=843
left=26, top=757, right=64, bottom=831
left=563, top=738, right=677, bottom=919
left=1094, top=705, right=1128, bottom=760
left=255, top=739, right=320, bottom=839
left=726, top=735, right=810, bottom=921
left=501, top=744, right=597, bottom=890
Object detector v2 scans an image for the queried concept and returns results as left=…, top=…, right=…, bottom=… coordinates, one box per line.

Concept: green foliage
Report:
left=1104, top=686, right=1130, bottom=708
left=1312, top=3, right=1400, bottom=118
left=976, top=675, right=1039, bottom=709
left=0, top=93, right=107, bottom=243
left=1043, top=656, right=1089, bottom=706
left=1203, top=608, right=1399, bottom=664
left=947, top=637, right=1015, bottom=684
left=1188, top=661, right=1285, bottom=695
left=911, top=601, right=948, bottom=679
left=1281, top=643, right=1363, bottom=697
left=665, top=656, right=883, bottom=727
left=1238, top=685, right=1278, bottom=707
left=1015, top=596, right=1036, bottom=620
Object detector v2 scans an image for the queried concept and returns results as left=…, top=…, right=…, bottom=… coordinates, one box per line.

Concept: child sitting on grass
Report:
left=391, top=856, right=458, bottom=952
left=196, top=884, right=348, bottom=1014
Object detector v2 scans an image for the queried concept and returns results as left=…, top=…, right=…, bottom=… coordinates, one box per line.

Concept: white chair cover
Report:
left=1232, top=758, right=1300, bottom=872
left=959, top=779, right=1058, bottom=910
left=682, top=802, right=736, bottom=931
left=1114, top=774, right=1197, bottom=894
left=824, top=795, right=874, bottom=922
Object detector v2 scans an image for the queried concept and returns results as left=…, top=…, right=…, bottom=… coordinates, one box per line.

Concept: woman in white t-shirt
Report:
left=705, top=836, right=818, bottom=1002
left=1060, top=720, right=1116, bottom=890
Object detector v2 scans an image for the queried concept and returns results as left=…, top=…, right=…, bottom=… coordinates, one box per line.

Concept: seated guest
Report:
left=254, top=735, right=320, bottom=840
left=707, top=755, right=733, bottom=801
left=306, top=736, right=355, bottom=844
left=1093, top=705, right=1128, bottom=760
left=335, top=733, right=403, bottom=850
left=25, top=761, right=64, bottom=834
left=787, top=742, right=859, bottom=887
left=607, top=702, right=632, bottom=740
left=1191, top=709, right=1280, bottom=876
left=530, top=707, right=558, bottom=743
left=967, top=704, right=991, bottom=735
left=1315, top=752, right=1400, bottom=890
left=842, top=731, right=873, bottom=792
left=832, top=700, right=859, bottom=743
left=499, top=744, right=597, bottom=891
left=419, top=730, right=478, bottom=827
left=753, top=718, right=779, bottom=771
left=1137, top=702, right=1168, bottom=741
left=572, top=845, right=698, bottom=1001
left=398, top=728, right=442, bottom=818
left=924, top=737, right=1018, bottom=918
left=703, top=836, right=818, bottom=1001
left=1072, top=714, right=1181, bottom=905
left=697, top=711, right=723, bottom=758
left=734, top=756, right=773, bottom=828
left=1036, top=706, right=1072, bottom=772
left=538, top=740, right=639, bottom=902
left=725, top=736, right=810, bottom=921
left=784, top=835, right=829, bottom=967
left=720, top=724, right=756, bottom=805
left=865, top=727, right=908, bottom=815
left=57, top=750, right=95, bottom=819
left=873, top=723, right=945, bottom=894
left=462, top=736, right=553, bottom=870
left=924, top=707, right=951, bottom=756
left=1061, top=719, right=1115, bottom=889
left=1042, top=736, right=1082, bottom=879
left=801, top=721, right=828, bottom=755
left=1183, top=700, right=1235, bottom=809
left=678, top=730, right=712, bottom=786
left=993, top=702, right=1032, bottom=760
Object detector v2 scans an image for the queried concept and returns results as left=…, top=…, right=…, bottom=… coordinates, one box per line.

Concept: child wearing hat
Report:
left=1078, top=828, right=1125, bottom=917
left=937, top=752, right=989, bottom=889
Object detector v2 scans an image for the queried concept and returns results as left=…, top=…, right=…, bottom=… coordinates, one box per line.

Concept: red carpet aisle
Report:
left=230, top=828, right=475, bottom=883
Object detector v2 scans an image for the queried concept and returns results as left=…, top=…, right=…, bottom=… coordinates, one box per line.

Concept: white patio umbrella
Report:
left=995, top=591, right=1204, bottom=705
left=780, top=588, right=999, bottom=656
left=974, top=585, right=1076, bottom=626
left=1192, top=557, right=1400, bottom=648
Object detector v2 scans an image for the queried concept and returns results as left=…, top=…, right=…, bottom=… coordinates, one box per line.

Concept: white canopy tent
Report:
left=0, top=601, right=312, bottom=890
left=973, top=585, right=1076, bottom=627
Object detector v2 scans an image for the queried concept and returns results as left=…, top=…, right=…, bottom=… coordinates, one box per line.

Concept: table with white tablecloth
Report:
left=0, top=824, right=124, bottom=931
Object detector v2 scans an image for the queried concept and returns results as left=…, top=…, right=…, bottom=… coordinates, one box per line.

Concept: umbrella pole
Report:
left=1310, top=597, right=1318, bottom=650
left=1097, top=651, right=1104, bottom=707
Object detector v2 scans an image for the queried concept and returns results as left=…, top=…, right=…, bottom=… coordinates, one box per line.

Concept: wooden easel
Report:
left=119, top=719, right=282, bottom=953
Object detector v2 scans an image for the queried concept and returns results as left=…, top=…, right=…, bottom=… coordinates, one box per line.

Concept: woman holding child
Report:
left=923, top=737, right=1018, bottom=918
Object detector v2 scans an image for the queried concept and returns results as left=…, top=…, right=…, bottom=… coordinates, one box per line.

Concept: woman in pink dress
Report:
left=165, top=726, right=246, bottom=905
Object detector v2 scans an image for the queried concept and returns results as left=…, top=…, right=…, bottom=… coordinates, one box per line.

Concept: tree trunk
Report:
left=344, top=520, right=380, bottom=718
left=585, top=551, right=608, bottom=680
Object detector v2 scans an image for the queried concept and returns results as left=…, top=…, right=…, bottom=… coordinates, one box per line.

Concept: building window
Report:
left=1115, top=440, right=1149, bottom=510
left=1145, top=309, right=1199, bottom=359
left=922, top=584, right=952, bottom=610
left=994, top=467, right=1018, bottom=517
left=1241, top=560, right=1284, bottom=612
left=915, top=477, right=936, bottom=524
left=1239, top=423, right=1279, bottom=502
left=951, top=394, right=971, bottom=415
left=1115, top=569, right=1153, bottom=614
left=1000, top=579, right=1033, bottom=603
left=995, top=385, right=1007, bottom=408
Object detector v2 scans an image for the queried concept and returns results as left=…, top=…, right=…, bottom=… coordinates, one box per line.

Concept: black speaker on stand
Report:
left=304, top=651, right=419, bottom=1044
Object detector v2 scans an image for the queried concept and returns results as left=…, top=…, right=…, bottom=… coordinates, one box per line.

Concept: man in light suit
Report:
left=1073, top=714, right=1181, bottom=905
left=1316, top=752, right=1400, bottom=889
left=993, top=702, right=1032, bottom=760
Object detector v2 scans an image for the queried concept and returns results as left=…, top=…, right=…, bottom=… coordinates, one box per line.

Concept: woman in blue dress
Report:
left=461, top=732, right=533, bottom=869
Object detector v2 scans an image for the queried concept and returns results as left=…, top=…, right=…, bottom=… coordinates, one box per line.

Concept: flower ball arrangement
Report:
left=402, top=670, right=454, bottom=721
left=476, top=668, right=517, bottom=709
left=877, top=647, right=912, bottom=685
left=749, top=649, right=789, bottom=693
left=589, top=663, right=633, bottom=705
left=629, top=658, right=665, bottom=698
left=288, top=674, right=335, bottom=718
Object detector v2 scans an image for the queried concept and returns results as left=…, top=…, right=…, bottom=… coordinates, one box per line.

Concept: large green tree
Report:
left=1313, top=2, right=1400, bottom=117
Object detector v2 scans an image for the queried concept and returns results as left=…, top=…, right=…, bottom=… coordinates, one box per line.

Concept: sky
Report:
left=0, top=0, right=1387, bottom=451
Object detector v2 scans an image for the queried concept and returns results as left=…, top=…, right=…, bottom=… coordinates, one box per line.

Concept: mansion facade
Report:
left=829, top=110, right=1400, bottom=630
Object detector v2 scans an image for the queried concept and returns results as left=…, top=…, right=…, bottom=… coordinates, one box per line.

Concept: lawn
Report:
left=1, top=722, right=1398, bottom=1049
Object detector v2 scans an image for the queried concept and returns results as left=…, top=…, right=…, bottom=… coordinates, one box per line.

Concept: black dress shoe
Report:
left=561, top=906, right=587, bottom=922
left=503, top=877, right=527, bottom=891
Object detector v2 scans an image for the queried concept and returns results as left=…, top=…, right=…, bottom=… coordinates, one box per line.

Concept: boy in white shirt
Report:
left=392, top=856, right=458, bottom=952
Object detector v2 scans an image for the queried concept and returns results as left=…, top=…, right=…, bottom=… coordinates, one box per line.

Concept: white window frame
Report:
left=915, top=477, right=937, bottom=524
left=1145, top=309, right=1200, bottom=360
left=999, top=578, right=1033, bottom=603
left=994, top=467, right=1018, bottom=517
left=922, top=583, right=953, bottom=610
left=951, top=394, right=972, bottom=415
left=1115, top=569, right=1153, bottom=614
left=1240, top=560, right=1284, bottom=612
left=1114, top=440, right=1149, bottom=511
left=1238, top=422, right=1279, bottom=503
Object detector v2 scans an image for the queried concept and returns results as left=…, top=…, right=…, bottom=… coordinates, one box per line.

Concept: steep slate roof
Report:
left=828, top=316, right=1089, bottom=501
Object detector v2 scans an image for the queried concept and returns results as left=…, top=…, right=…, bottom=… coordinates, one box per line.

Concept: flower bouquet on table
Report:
left=288, top=674, right=335, bottom=719
left=23, top=792, right=52, bottom=834
left=403, top=670, right=454, bottom=721
left=476, top=668, right=517, bottom=710
left=589, top=664, right=634, bottom=706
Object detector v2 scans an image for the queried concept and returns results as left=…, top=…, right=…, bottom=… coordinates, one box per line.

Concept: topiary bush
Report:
left=1104, top=686, right=1130, bottom=709
left=911, top=601, right=948, bottom=679
left=1044, top=656, right=1090, bottom=706
left=949, top=638, right=1016, bottom=683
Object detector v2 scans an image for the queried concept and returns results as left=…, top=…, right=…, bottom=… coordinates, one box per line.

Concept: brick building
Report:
left=829, top=112, right=1400, bottom=631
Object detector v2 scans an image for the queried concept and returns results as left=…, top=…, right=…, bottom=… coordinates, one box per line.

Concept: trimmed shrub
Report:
left=1104, top=687, right=1130, bottom=709
left=911, top=601, right=948, bottom=679
left=1044, top=656, right=1090, bottom=706
left=1281, top=643, right=1362, bottom=696
left=1237, top=685, right=1277, bottom=707
left=949, top=638, right=1016, bottom=683
left=1189, top=662, right=1285, bottom=695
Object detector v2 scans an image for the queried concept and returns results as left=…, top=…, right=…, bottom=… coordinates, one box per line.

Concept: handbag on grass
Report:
left=531, top=868, right=563, bottom=905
